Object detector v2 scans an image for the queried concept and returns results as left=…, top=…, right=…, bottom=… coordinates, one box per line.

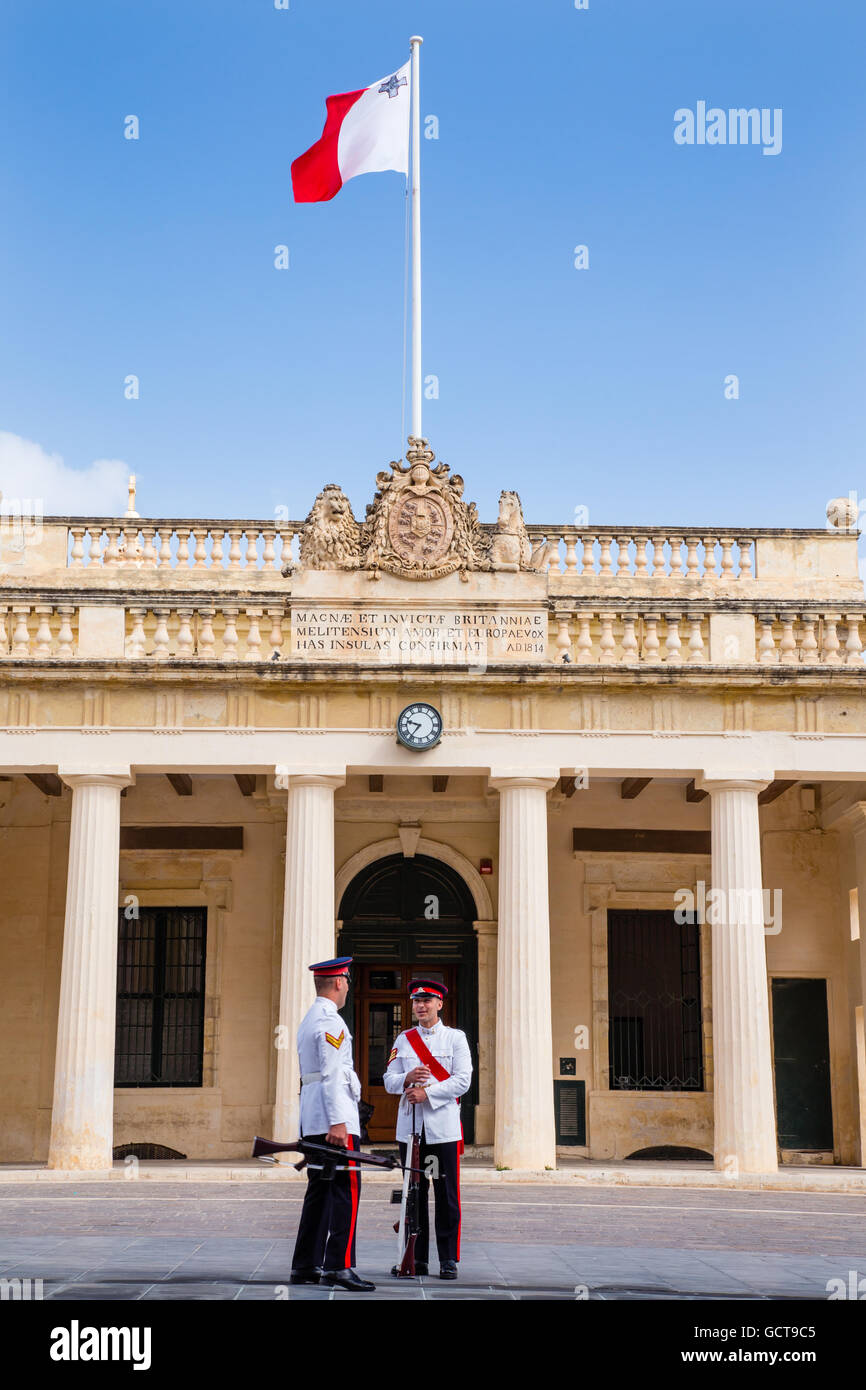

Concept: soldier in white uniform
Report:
left=290, top=956, right=375, bottom=1291
left=384, top=978, right=472, bottom=1279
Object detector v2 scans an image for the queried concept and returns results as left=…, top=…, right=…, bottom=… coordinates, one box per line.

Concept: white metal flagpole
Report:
left=409, top=35, right=423, bottom=441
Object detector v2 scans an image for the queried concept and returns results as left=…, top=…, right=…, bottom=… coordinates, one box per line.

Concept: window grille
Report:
left=115, top=907, right=207, bottom=1087
left=554, top=1080, right=586, bottom=1145
left=607, top=909, right=703, bottom=1091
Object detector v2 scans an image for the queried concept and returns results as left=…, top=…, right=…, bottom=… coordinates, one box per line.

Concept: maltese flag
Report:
left=292, top=61, right=411, bottom=203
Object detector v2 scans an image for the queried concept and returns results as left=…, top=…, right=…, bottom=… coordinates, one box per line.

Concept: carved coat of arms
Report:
left=292, top=437, right=549, bottom=580
left=360, top=438, right=489, bottom=579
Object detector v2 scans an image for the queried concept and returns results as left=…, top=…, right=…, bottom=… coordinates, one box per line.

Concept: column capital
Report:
left=489, top=769, right=558, bottom=792
left=59, top=766, right=134, bottom=791
left=696, top=771, right=773, bottom=795
left=281, top=767, right=346, bottom=791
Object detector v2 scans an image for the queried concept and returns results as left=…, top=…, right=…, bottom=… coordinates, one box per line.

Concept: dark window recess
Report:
left=554, top=1080, right=586, bottom=1145
left=112, top=1143, right=187, bottom=1161
left=771, top=978, right=834, bottom=1151
left=120, top=827, right=242, bottom=852
left=607, top=909, right=704, bottom=1092
left=369, top=970, right=401, bottom=990
left=115, top=907, right=207, bottom=1087
left=626, top=1145, right=712, bottom=1162
left=573, top=828, right=711, bottom=856
left=559, top=1057, right=576, bottom=1076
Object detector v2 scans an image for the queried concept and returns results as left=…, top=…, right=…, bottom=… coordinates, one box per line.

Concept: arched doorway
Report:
left=338, top=853, right=479, bottom=1144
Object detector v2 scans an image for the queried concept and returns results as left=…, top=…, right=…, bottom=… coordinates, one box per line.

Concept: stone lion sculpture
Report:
left=292, top=483, right=361, bottom=573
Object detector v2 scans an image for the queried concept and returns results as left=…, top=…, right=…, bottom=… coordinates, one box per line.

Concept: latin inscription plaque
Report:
left=290, top=605, right=549, bottom=664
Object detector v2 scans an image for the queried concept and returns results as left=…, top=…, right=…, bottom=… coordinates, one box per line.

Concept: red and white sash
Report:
left=405, top=1027, right=464, bottom=1155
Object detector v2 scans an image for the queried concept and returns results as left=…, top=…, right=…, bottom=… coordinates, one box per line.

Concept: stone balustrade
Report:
left=2, top=598, right=865, bottom=666
left=549, top=607, right=866, bottom=666
left=0, top=517, right=859, bottom=601
left=66, top=521, right=297, bottom=573
left=524, top=527, right=755, bottom=580
left=0, top=602, right=78, bottom=658
left=0, top=601, right=288, bottom=662
left=58, top=521, right=842, bottom=584
left=123, top=603, right=287, bottom=662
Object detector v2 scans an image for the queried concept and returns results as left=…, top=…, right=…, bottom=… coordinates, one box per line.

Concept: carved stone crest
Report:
left=361, top=438, right=491, bottom=580
left=293, top=439, right=546, bottom=580
left=388, top=489, right=453, bottom=568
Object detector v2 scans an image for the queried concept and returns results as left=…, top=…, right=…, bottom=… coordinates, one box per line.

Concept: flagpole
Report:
left=409, top=35, right=423, bottom=441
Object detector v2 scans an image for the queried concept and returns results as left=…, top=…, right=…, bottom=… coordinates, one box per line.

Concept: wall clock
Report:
left=396, top=702, right=443, bottom=751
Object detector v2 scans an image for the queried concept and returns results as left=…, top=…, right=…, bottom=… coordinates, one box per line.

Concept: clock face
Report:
left=396, top=702, right=443, bottom=751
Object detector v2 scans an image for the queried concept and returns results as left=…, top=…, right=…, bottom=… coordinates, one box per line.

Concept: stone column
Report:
left=697, top=773, right=778, bottom=1174
left=48, top=768, right=133, bottom=1170
left=273, top=769, right=345, bottom=1141
left=840, top=803, right=866, bottom=1166
left=489, top=772, right=558, bottom=1170
left=473, top=919, right=498, bottom=1147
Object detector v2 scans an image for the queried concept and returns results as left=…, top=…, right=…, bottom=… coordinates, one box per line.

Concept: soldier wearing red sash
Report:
left=383, top=978, right=472, bottom=1279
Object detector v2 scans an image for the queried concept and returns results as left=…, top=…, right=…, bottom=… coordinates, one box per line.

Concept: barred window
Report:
left=115, top=908, right=207, bottom=1087
left=607, top=909, right=703, bottom=1091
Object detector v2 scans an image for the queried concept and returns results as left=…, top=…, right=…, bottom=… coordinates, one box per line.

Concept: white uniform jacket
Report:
left=297, top=996, right=361, bottom=1137
left=383, top=1020, right=472, bottom=1144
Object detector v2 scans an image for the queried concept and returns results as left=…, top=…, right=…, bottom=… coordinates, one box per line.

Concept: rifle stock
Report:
left=252, top=1135, right=398, bottom=1171
left=252, top=1135, right=420, bottom=1175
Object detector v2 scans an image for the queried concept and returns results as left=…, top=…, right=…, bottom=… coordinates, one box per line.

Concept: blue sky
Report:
left=1, top=0, right=864, bottom=530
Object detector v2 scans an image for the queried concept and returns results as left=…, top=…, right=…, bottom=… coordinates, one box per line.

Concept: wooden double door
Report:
left=355, top=963, right=457, bottom=1142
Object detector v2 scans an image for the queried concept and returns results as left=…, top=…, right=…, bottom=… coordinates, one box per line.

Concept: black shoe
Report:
left=439, top=1260, right=458, bottom=1280
left=322, top=1269, right=376, bottom=1292
left=289, top=1269, right=320, bottom=1285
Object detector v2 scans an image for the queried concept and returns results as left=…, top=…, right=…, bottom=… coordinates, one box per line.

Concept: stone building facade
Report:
left=2, top=443, right=866, bottom=1174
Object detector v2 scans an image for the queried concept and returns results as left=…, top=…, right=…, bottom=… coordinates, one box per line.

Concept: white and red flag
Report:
left=292, top=61, right=411, bottom=203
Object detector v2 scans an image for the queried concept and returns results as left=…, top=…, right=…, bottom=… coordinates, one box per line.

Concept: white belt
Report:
left=301, top=1071, right=323, bottom=1085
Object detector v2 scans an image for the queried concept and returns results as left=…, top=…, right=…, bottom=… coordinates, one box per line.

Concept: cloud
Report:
left=0, top=431, right=128, bottom=515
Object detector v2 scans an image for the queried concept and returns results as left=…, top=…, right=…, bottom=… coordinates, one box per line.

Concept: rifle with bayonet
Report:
left=391, top=1101, right=422, bottom=1277
left=251, top=1135, right=422, bottom=1183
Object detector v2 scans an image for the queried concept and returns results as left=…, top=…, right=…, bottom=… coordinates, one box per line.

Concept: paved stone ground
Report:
left=1, top=1182, right=865, bottom=1301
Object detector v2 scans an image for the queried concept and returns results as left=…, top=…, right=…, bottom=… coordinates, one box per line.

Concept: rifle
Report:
left=252, top=1135, right=421, bottom=1182
left=392, top=1102, right=422, bottom=1277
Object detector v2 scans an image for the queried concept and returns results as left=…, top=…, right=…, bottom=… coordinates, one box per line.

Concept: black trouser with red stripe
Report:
left=398, top=1135, right=461, bottom=1264
left=291, top=1133, right=361, bottom=1272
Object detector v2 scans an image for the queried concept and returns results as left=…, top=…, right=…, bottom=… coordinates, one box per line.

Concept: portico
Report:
left=2, top=461, right=866, bottom=1176
left=1, top=728, right=864, bottom=1176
